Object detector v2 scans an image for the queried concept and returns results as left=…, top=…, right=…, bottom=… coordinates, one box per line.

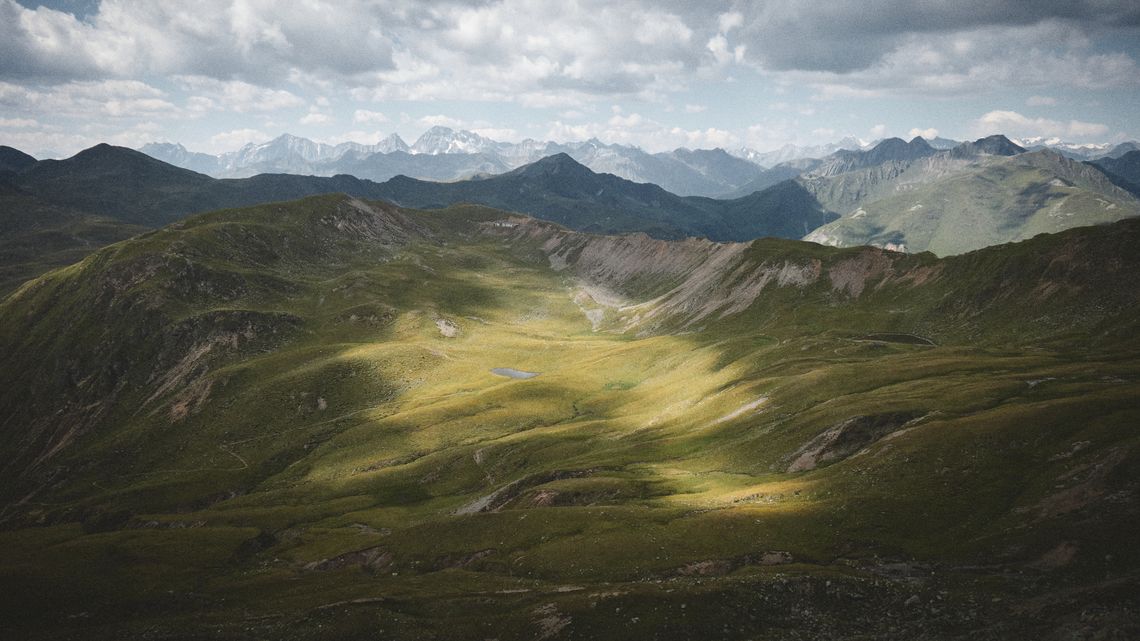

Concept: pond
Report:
left=490, top=367, right=540, bottom=379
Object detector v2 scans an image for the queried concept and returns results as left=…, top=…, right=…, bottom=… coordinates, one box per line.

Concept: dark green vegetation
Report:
left=375, top=153, right=838, bottom=240
left=0, top=176, right=145, bottom=296
left=1, top=194, right=1137, bottom=640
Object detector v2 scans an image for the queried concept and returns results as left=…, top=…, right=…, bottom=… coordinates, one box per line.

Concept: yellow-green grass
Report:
left=1, top=198, right=1138, bottom=639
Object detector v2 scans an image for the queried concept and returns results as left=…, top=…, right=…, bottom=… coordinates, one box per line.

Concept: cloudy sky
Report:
left=1, top=0, right=1138, bottom=157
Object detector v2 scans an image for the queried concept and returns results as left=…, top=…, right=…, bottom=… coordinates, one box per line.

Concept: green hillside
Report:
left=1, top=195, right=1137, bottom=640
left=803, top=150, right=1140, bottom=255
left=0, top=181, right=145, bottom=296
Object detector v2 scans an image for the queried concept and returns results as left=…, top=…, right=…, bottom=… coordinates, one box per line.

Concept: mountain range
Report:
left=0, top=143, right=841, bottom=295
left=4, top=143, right=835, bottom=238
left=797, top=135, right=1140, bottom=254
left=142, top=129, right=774, bottom=198
left=140, top=128, right=1139, bottom=199
left=4, top=130, right=1139, bottom=298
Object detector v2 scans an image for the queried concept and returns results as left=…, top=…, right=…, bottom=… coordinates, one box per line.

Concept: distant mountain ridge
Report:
left=373, top=152, right=838, bottom=241
left=142, top=129, right=771, bottom=197
left=801, top=138, right=1140, bottom=255
left=1, top=143, right=838, bottom=243
left=1092, top=150, right=1140, bottom=193
left=139, top=129, right=1135, bottom=200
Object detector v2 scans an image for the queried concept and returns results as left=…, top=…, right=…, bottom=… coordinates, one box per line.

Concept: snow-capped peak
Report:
left=410, top=127, right=497, bottom=155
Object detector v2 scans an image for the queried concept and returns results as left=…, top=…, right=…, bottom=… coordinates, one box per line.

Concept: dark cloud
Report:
left=735, top=0, right=1140, bottom=73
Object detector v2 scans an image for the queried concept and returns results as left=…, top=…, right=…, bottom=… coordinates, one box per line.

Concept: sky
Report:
left=1, top=0, right=1138, bottom=158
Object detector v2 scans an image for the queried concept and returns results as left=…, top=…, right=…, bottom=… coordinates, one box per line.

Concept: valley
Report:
left=1, top=195, right=1137, bottom=639
left=4, top=2, right=1139, bottom=639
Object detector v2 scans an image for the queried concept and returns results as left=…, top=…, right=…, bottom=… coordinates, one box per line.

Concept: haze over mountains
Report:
left=140, top=127, right=1138, bottom=199
left=141, top=128, right=779, bottom=198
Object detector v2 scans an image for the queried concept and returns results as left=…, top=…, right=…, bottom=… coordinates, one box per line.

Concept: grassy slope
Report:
left=803, top=153, right=1140, bottom=255
left=0, top=196, right=1137, bottom=640
left=0, top=185, right=146, bottom=297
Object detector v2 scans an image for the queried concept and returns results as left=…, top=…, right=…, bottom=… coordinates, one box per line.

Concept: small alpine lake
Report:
left=490, top=367, right=540, bottom=379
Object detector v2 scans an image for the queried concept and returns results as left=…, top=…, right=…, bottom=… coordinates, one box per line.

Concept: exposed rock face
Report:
left=786, top=411, right=925, bottom=472
left=304, top=546, right=394, bottom=573
left=477, top=215, right=930, bottom=332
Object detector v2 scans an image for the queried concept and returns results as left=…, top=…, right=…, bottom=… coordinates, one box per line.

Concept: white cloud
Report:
left=348, top=1, right=706, bottom=108
left=0, top=0, right=397, bottom=83
left=299, top=112, right=330, bottom=125
left=547, top=114, right=739, bottom=152
left=608, top=112, right=644, bottom=128
left=707, top=34, right=746, bottom=65
left=0, top=79, right=179, bottom=119
left=176, top=76, right=304, bottom=113
left=0, top=1, right=1134, bottom=155
left=743, top=121, right=800, bottom=152
left=869, top=124, right=888, bottom=139
left=418, top=114, right=465, bottom=129
left=717, top=12, right=744, bottom=34
left=0, top=120, right=166, bottom=157
left=0, top=117, right=38, bottom=128
left=970, top=110, right=1109, bottom=140
left=207, top=128, right=270, bottom=153
left=908, top=127, right=939, bottom=139
left=353, top=109, right=389, bottom=124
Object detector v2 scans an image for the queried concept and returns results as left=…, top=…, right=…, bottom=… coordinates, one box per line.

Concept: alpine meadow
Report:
left=2, top=2, right=1139, bottom=640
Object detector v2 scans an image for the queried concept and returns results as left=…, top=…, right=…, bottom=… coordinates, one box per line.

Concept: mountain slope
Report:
left=810, top=137, right=938, bottom=177
left=139, top=142, right=224, bottom=175
left=14, top=144, right=220, bottom=226
left=334, top=149, right=511, bottom=182
left=0, top=146, right=38, bottom=173
left=0, top=181, right=144, bottom=296
left=0, top=196, right=1137, bottom=639
left=0, top=145, right=836, bottom=297
left=800, top=141, right=1140, bottom=255
left=1093, top=150, right=1140, bottom=193
left=373, top=153, right=838, bottom=241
